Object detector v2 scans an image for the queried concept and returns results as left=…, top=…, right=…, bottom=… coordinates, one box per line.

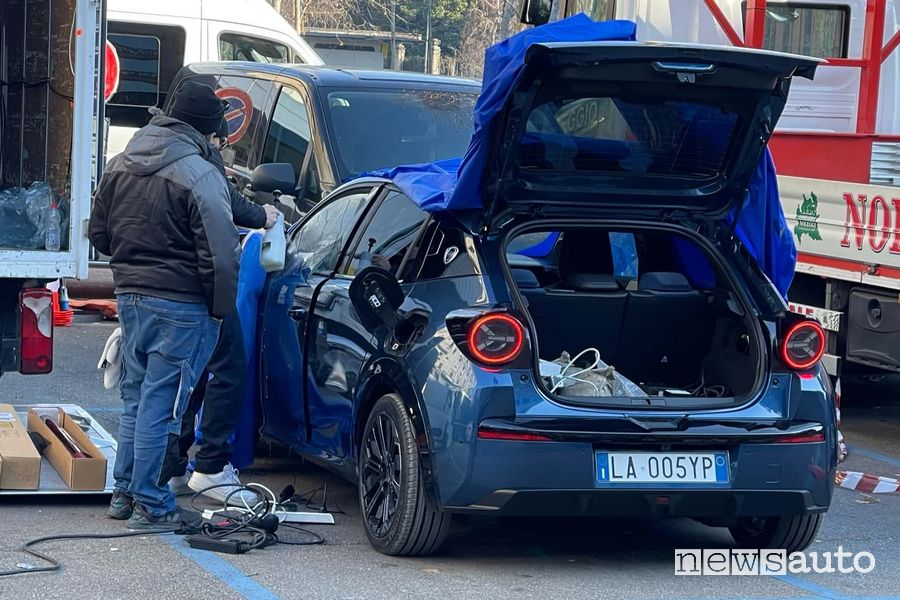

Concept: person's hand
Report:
left=263, top=204, right=280, bottom=229
left=371, top=254, right=391, bottom=270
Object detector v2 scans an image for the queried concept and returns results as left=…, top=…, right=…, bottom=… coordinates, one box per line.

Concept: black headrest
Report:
left=510, top=268, right=540, bottom=289
left=558, top=230, right=615, bottom=277
left=564, top=272, right=620, bottom=292
left=638, top=272, right=693, bottom=292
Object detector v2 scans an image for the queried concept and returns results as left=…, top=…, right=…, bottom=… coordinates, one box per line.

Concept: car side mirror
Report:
left=348, top=266, right=405, bottom=332
left=250, top=163, right=296, bottom=196
left=520, top=0, right=551, bottom=25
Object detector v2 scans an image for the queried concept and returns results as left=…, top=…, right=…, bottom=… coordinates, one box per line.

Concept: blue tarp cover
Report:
left=365, top=14, right=796, bottom=297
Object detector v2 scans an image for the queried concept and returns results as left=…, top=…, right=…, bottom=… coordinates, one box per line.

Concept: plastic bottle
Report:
left=45, top=202, right=61, bottom=252
left=260, top=213, right=286, bottom=272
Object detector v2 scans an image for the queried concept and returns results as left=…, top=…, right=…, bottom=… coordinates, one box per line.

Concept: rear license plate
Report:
left=595, top=451, right=729, bottom=485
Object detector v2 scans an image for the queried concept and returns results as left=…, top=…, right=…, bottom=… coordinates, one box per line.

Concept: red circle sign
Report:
left=104, top=41, right=120, bottom=101
left=215, top=87, right=254, bottom=144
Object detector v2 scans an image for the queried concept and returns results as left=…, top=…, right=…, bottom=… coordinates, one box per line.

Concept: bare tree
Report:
left=456, top=0, right=520, bottom=78
left=268, top=0, right=357, bottom=32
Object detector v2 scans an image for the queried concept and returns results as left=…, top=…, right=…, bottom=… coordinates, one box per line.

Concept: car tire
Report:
left=728, top=514, right=823, bottom=552
left=358, top=393, right=450, bottom=556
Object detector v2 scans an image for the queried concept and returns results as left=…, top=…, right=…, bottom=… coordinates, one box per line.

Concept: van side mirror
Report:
left=250, top=163, right=296, bottom=195
left=348, top=266, right=405, bottom=332
left=520, top=0, right=552, bottom=25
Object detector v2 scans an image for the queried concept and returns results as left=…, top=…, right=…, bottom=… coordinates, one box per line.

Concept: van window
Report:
left=106, top=22, right=186, bottom=129
left=107, top=34, right=161, bottom=107
left=566, top=0, right=615, bottom=21
left=324, top=89, right=477, bottom=178
left=220, top=33, right=290, bottom=63
left=262, top=87, right=311, bottom=173
left=742, top=2, right=849, bottom=58
left=214, top=75, right=276, bottom=172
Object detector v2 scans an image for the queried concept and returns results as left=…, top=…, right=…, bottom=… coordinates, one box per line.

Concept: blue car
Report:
left=253, top=41, right=836, bottom=556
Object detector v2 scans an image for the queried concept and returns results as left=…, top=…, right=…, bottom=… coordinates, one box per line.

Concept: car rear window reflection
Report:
left=519, top=97, right=738, bottom=178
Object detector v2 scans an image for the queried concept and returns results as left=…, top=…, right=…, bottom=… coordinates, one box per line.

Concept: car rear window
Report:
left=324, top=88, right=477, bottom=178
left=519, top=96, right=739, bottom=179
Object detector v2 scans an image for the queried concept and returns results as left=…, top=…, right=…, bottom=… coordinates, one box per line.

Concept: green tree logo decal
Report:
left=794, top=192, right=822, bottom=244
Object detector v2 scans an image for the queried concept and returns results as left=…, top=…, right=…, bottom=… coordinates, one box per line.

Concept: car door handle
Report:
left=288, top=307, right=307, bottom=321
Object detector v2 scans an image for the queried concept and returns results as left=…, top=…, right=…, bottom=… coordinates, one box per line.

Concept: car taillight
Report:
left=466, top=313, right=525, bottom=366
left=776, top=432, right=826, bottom=443
left=20, top=288, right=53, bottom=374
left=780, top=319, right=825, bottom=371
left=477, top=427, right=552, bottom=441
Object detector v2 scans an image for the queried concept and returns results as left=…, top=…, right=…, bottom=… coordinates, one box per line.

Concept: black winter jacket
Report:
left=89, top=117, right=240, bottom=318
left=208, top=147, right=267, bottom=230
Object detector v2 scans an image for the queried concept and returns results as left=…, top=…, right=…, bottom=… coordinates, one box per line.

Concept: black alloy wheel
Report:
left=360, top=412, right=403, bottom=537
left=358, top=393, right=450, bottom=555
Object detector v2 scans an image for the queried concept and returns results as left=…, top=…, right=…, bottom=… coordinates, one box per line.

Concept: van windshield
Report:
left=323, top=88, right=477, bottom=179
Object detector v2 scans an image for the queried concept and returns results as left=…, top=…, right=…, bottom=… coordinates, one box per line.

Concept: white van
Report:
left=105, top=0, right=323, bottom=158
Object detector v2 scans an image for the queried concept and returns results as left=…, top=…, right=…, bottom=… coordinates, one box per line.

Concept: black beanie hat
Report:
left=168, top=81, right=229, bottom=136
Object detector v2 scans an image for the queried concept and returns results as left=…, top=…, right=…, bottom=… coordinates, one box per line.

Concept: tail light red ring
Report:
left=466, top=313, right=525, bottom=366
left=780, top=320, right=826, bottom=371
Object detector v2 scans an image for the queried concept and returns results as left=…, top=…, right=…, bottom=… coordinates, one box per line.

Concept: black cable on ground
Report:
left=0, top=530, right=175, bottom=578
left=1, top=482, right=328, bottom=577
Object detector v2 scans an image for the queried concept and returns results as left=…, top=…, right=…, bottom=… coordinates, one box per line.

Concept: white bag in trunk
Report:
left=548, top=349, right=645, bottom=398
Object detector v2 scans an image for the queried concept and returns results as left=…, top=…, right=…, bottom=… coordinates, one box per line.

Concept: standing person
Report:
left=89, top=81, right=239, bottom=530
left=161, top=121, right=280, bottom=505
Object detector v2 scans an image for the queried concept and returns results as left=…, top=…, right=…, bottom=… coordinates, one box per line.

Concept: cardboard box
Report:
left=0, top=404, right=41, bottom=489
left=27, top=408, right=107, bottom=490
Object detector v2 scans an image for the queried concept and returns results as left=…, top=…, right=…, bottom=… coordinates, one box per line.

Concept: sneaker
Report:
left=106, top=490, right=134, bottom=520
left=188, top=463, right=258, bottom=506
left=168, top=472, right=191, bottom=494
left=126, top=505, right=200, bottom=532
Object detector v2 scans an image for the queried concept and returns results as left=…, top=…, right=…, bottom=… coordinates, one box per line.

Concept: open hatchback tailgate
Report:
left=483, top=42, right=819, bottom=221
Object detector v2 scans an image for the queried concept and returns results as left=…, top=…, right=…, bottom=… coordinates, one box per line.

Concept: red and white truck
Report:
left=521, top=0, right=900, bottom=378
left=0, top=0, right=105, bottom=377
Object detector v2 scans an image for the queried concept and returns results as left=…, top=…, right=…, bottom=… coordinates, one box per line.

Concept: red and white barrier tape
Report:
left=831, top=378, right=899, bottom=494
left=835, top=470, right=900, bottom=494
left=836, top=378, right=848, bottom=463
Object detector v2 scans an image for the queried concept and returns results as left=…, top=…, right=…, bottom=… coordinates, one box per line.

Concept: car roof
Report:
left=180, top=61, right=481, bottom=90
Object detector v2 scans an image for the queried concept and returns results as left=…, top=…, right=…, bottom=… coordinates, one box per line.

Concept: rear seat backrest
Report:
left=517, top=231, right=627, bottom=362
left=616, top=271, right=711, bottom=386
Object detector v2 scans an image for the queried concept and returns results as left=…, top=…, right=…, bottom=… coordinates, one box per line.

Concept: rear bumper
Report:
left=437, top=431, right=835, bottom=518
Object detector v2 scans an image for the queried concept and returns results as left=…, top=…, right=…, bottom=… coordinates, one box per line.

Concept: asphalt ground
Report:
left=0, top=321, right=898, bottom=600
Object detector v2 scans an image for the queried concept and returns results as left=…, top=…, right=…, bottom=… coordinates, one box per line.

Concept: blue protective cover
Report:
left=363, top=16, right=796, bottom=298
left=231, top=231, right=268, bottom=469
left=194, top=231, right=267, bottom=471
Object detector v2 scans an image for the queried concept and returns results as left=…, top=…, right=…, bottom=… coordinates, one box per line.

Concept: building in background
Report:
left=304, top=29, right=442, bottom=72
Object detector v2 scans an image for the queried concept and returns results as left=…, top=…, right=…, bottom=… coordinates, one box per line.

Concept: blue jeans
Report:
left=113, top=294, right=220, bottom=516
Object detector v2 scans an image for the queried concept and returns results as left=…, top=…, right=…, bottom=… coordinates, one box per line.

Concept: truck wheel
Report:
left=358, top=393, right=449, bottom=556
left=729, top=514, right=823, bottom=552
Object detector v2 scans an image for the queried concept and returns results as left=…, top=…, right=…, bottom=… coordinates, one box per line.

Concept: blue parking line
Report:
left=163, top=536, right=281, bottom=600
left=849, top=445, right=900, bottom=469
left=773, top=574, right=900, bottom=600
left=774, top=574, right=846, bottom=599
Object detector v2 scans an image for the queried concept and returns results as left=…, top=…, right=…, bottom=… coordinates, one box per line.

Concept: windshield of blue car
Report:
left=324, top=88, right=477, bottom=179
